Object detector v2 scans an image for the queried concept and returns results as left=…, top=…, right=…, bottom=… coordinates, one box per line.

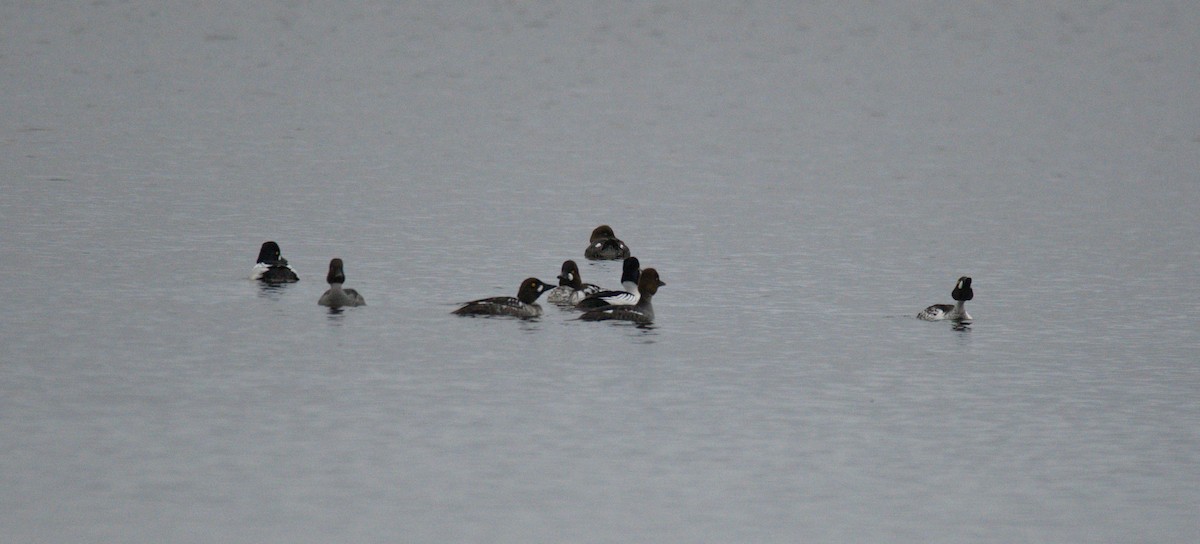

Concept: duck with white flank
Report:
left=583, top=225, right=631, bottom=261
left=576, top=256, right=640, bottom=309
left=453, top=278, right=555, bottom=318
left=546, top=260, right=601, bottom=305
left=318, top=258, right=366, bottom=308
left=917, top=276, right=973, bottom=321
left=579, top=268, right=664, bottom=324
left=251, top=241, right=299, bottom=283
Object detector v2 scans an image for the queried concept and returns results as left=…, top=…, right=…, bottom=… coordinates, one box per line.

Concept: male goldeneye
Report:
left=318, top=258, right=366, bottom=308
left=917, top=276, right=973, bottom=321
left=576, top=256, right=641, bottom=309
left=583, top=225, right=631, bottom=260
left=579, top=268, right=665, bottom=324
left=453, top=278, right=555, bottom=318
left=251, top=241, right=299, bottom=283
left=546, top=260, right=601, bottom=305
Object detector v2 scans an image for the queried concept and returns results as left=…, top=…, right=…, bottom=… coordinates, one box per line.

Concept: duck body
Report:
left=454, top=278, right=554, bottom=318
left=583, top=225, right=631, bottom=260
left=546, top=260, right=601, bottom=305
left=918, top=276, right=973, bottom=321
left=576, top=257, right=641, bottom=309
left=319, top=284, right=366, bottom=308
left=580, top=268, right=664, bottom=324
left=318, top=258, right=365, bottom=308
left=251, top=241, right=299, bottom=283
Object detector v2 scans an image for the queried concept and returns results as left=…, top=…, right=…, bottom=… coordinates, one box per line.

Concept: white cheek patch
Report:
left=594, top=242, right=602, bottom=248
left=568, top=273, right=575, bottom=281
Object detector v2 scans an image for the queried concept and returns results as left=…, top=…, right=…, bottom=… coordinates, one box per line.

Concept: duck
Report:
left=576, top=256, right=641, bottom=309
left=546, top=260, right=601, bottom=305
left=579, top=268, right=665, bottom=324
left=917, top=276, right=973, bottom=321
left=583, top=225, right=631, bottom=260
left=317, top=258, right=366, bottom=308
left=250, top=241, right=299, bottom=283
left=453, top=278, right=555, bottom=318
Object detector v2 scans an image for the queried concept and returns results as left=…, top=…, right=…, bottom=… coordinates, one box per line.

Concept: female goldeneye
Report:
left=917, top=276, right=973, bottom=321
left=251, top=241, right=299, bottom=283
left=579, top=268, right=665, bottom=324
left=576, top=256, right=641, bottom=309
left=318, top=258, right=366, bottom=308
left=453, top=278, right=555, bottom=318
left=583, top=225, right=631, bottom=260
left=546, top=260, right=601, bottom=305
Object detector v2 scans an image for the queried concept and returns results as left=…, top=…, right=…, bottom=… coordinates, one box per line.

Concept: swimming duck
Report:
left=318, top=258, right=366, bottom=308
left=583, top=225, right=631, bottom=261
left=546, top=260, right=601, bottom=305
left=576, top=256, right=641, bottom=309
left=453, top=278, right=555, bottom=318
left=251, top=241, right=299, bottom=283
left=917, top=276, right=973, bottom=321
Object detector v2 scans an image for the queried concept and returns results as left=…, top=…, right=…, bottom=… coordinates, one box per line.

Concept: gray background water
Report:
left=2, top=2, right=1198, bottom=542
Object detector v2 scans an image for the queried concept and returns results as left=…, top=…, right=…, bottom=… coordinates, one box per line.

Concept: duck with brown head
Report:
left=318, top=258, right=366, bottom=308
left=453, top=278, right=555, bottom=318
left=583, top=225, right=631, bottom=261
left=546, top=260, right=601, bottom=305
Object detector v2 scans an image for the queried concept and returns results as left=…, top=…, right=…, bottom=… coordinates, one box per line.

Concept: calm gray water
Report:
left=2, top=2, right=1198, bottom=542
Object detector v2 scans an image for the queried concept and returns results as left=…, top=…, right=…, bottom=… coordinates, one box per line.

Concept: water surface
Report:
left=2, top=2, right=1198, bottom=542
